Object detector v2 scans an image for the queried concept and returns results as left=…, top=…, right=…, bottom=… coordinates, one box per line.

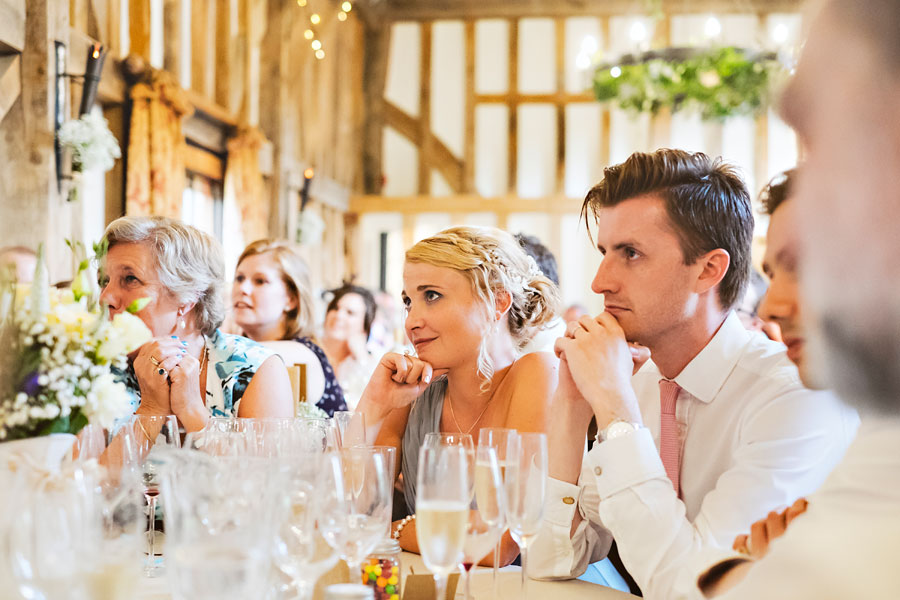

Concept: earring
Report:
left=179, top=318, right=186, bottom=330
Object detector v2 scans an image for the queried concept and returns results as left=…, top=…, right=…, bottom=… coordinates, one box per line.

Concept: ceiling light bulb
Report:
left=704, top=16, right=722, bottom=38
left=312, top=40, right=322, bottom=50
left=310, top=13, right=321, bottom=25
left=341, top=1, right=352, bottom=11
left=304, top=29, right=314, bottom=40
left=315, top=49, right=325, bottom=60
left=338, top=11, right=347, bottom=21
left=629, top=21, right=647, bottom=43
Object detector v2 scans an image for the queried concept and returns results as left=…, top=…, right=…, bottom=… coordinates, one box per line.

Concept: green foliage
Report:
left=592, top=47, right=785, bottom=120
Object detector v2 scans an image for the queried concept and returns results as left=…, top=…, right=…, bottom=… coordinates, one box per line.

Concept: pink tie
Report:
left=658, top=379, right=682, bottom=497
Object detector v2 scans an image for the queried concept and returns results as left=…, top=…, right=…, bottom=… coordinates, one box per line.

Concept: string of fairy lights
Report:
left=296, top=0, right=353, bottom=60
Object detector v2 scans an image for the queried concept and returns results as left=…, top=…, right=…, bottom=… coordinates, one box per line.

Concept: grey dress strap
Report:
left=400, top=377, right=448, bottom=515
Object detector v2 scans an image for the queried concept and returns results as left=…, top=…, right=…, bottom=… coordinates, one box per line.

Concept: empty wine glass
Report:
left=416, top=444, right=470, bottom=600
left=158, top=449, right=288, bottom=600
left=273, top=451, right=340, bottom=600
left=333, top=411, right=366, bottom=448
left=131, top=414, right=180, bottom=577
left=5, top=461, right=97, bottom=600
left=319, top=448, right=392, bottom=584
left=461, top=445, right=506, bottom=600
left=423, top=432, right=474, bottom=501
left=504, top=432, right=547, bottom=599
left=476, top=427, right=515, bottom=593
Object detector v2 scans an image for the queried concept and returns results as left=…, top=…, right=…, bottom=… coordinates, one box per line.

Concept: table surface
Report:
left=135, top=551, right=635, bottom=600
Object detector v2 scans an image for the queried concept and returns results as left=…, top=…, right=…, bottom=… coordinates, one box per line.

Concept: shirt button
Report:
left=594, top=466, right=602, bottom=476
left=562, top=496, right=575, bottom=505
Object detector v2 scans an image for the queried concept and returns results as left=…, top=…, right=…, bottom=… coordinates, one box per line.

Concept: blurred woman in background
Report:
left=232, top=239, right=347, bottom=416
left=320, top=283, right=378, bottom=409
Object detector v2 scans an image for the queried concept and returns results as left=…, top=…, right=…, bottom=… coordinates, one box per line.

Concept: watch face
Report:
left=604, top=421, right=637, bottom=441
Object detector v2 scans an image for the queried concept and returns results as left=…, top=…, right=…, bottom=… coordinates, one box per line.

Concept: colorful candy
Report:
left=361, top=555, right=401, bottom=600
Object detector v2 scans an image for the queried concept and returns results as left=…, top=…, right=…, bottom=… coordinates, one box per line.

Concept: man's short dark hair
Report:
left=514, top=233, right=559, bottom=285
left=582, top=149, right=754, bottom=309
left=760, top=169, right=796, bottom=216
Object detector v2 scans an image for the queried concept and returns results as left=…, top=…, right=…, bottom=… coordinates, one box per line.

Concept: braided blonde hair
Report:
left=405, top=226, right=561, bottom=384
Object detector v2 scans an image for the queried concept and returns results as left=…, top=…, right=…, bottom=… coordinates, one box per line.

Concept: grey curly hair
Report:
left=101, top=216, right=225, bottom=337
left=405, top=226, right=561, bottom=385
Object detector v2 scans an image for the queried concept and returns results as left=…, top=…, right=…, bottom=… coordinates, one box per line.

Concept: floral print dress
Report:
left=120, top=329, right=275, bottom=417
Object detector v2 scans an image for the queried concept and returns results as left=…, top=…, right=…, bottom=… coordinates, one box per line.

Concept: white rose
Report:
left=699, top=70, right=721, bottom=88
left=97, top=312, right=151, bottom=360
left=83, top=372, right=132, bottom=430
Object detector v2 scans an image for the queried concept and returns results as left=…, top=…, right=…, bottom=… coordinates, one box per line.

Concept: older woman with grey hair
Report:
left=99, top=216, right=293, bottom=432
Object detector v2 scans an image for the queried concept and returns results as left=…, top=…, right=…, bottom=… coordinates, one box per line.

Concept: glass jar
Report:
left=361, top=538, right=402, bottom=600
left=324, top=584, right=374, bottom=600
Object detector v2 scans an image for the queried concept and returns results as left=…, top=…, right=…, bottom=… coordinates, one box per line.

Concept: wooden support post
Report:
left=463, top=20, right=475, bottom=193
left=361, top=18, right=390, bottom=194
left=555, top=17, right=565, bottom=194
left=417, top=22, right=432, bottom=195
left=507, top=18, right=518, bottom=195
left=129, top=0, right=151, bottom=60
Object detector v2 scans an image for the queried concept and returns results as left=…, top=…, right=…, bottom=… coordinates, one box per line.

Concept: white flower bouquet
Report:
left=0, top=245, right=151, bottom=441
left=57, top=112, right=121, bottom=173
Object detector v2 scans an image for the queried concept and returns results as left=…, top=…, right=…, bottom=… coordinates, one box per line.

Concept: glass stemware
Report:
left=273, top=451, right=339, bottom=600
left=332, top=411, right=366, bottom=448
left=461, top=445, right=506, bottom=600
left=130, top=414, right=180, bottom=577
left=320, top=448, right=392, bottom=585
left=416, top=444, right=471, bottom=600
left=476, top=427, right=515, bottom=595
left=504, top=432, right=547, bottom=599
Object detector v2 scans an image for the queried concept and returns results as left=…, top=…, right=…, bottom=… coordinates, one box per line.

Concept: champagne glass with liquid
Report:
left=416, top=444, right=470, bottom=600
left=504, top=432, right=547, bottom=599
left=476, top=427, right=515, bottom=595
left=461, top=445, right=506, bottom=600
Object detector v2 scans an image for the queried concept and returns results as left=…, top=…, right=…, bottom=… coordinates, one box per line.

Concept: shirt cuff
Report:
left=544, top=477, right=582, bottom=526
left=589, top=427, right=668, bottom=499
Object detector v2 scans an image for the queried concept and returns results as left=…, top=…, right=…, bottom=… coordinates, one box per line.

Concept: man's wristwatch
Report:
left=597, top=419, right=643, bottom=443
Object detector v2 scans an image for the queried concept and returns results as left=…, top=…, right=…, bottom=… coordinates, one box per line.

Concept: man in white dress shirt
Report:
left=697, top=1, right=900, bottom=598
left=528, top=148, right=857, bottom=599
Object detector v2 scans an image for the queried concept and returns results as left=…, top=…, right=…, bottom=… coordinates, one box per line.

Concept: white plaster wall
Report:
left=431, top=21, right=465, bottom=158
left=385, top=23, right=421, bottom=117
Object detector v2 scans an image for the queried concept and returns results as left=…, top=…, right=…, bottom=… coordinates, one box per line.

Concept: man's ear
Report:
left=494, top=289, right=513, bottom=320
left=694, top=248, right=730, bottom=297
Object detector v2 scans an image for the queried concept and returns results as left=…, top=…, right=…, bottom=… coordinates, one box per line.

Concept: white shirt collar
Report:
left=642, top=311, right=752, bottom=404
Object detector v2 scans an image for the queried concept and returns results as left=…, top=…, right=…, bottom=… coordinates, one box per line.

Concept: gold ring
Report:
left=150, top=356, right=161, bottom=367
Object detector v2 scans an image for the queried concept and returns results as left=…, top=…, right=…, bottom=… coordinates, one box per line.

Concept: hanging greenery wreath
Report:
left=592, top=46, right=787, bottom=119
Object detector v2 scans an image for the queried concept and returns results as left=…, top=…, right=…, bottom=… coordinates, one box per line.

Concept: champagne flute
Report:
left=131, top=414, right=180, bottom=577
left=461, top=445, right=505, bottom=600
left=333, top=411, right=366, bottom=448
left=504, top=432, right=547, bottom=599
left=416, top=444, right=470, bottom=600
left=423, top=432, right=475, bottom=501
left=320, top=448, right=392, bottom=584
left=476, top=427, right=515, bottom=595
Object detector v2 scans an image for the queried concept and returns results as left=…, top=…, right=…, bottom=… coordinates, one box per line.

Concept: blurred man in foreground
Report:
left=705, top=1, right=900, bottom=597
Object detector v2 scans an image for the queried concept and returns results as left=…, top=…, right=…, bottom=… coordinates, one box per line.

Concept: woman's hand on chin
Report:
left=134, top=337, right=186, bottom=414
left=360, top=352, right=438, bottom=412
left=168, top=353, right=208, bottom=432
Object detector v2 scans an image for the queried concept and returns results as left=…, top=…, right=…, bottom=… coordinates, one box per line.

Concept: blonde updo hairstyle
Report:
left=236, top=239, right=317, bottom=340
left=405, top=226, right=561, bottom=383
left=102, top=216, right=225, bottom=336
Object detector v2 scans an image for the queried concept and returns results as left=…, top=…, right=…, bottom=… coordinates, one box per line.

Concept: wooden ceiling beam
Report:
left=379, top=0, right=801, bottom=21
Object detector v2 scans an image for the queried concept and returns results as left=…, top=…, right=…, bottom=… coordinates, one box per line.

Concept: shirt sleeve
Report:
left=527, top=463, right=613, bottom=579
left=591, top=389, right=854, bottom=600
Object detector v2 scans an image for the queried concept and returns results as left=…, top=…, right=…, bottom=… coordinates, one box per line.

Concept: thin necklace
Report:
left=446, top=360, right=515, bottom=435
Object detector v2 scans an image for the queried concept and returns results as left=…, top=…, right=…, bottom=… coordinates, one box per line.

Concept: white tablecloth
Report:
left=134, top=551, right=635, bottom=599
